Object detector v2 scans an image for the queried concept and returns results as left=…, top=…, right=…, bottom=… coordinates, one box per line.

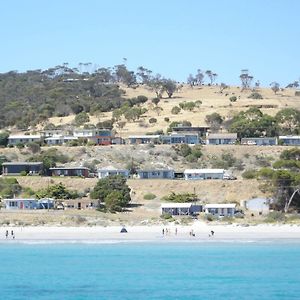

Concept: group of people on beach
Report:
left=162, top=228, right=178, bottom=236
left=5, top=230, right=15, bottom=239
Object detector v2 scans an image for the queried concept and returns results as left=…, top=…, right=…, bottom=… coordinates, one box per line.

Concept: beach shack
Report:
left=128, top=135, right=160, bottom=144
left=184, top=169, right=225, bottom=180
left=49, top=167, right=90, bottom=177
left=241, top=197, right=272, bottom=215
left=206, top=133, right=237, bottom=145
left=278, top=136, right=300, bottom=146
left=160, top=133, right=199, bottom=145
left=2, top=162, right=43, bottom=176
left=137, top=169, right=175, bottom=179
left=45, top=135, right=78, bottom=145
left=98, top=166, right=129, bottom=179
left=204, top=203, right=236, bottom=217
left=241, top=137, right=277, bottom=146
left=161, top=203, right=202, bottom=216
left=8, top=134, right=41, bottom=145
left=3, top=198, right=54, bottom=210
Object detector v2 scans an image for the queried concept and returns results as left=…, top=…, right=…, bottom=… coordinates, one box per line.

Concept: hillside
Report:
left=42, top=84, right=300, bottom=137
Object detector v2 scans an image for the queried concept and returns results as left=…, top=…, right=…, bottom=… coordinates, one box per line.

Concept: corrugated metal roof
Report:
left=161, top=203, right=193, bottom=208
left=2, top=162, right=43, bottom=165
left=184, top=169, right=224, bottom=174
left=207, top=133, right=237, bottom=139
left=205, top=203, right=236, bottom=209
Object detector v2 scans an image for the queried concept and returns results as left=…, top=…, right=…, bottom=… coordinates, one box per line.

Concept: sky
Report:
left=0, top=0, right=300, bottom=86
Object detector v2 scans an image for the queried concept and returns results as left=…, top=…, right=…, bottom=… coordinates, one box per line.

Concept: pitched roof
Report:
left=184, top=169, right=225, bottom=174
left=161, top=203, right=193, bottom=208
left=205, top=203, right=236, bottom=209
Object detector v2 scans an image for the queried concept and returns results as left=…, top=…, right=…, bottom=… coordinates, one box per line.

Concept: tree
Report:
left=36, top=182, right=78, bottom=199
left=187, top=74, right=196, bottom=87
left=147, top=74, right=164, bottom=98
left=153, top=106, right=163, bottom=116
left=90, top=175, right=131, bottom=211
left=275, top=108, right=300, bottom=135
left=270, top=82, right=280, bottom=94
left=205, top=113, right=223, bottom=131
left=0, top=131, right=9, bottom=147
left=152, top=98, right=160, bottom=106
left=240, top=69, right=253, bottom=91
left=136, top=66, right=152, bottom=84
left=74, top=112, right=90, bottom=126
left=195, top=69, right=204, bottom=85
left=162, top=79, right=178, bottom=98
left=205, top=70, right=217, bottom=85
left=113, top=64, right=136, bottom=86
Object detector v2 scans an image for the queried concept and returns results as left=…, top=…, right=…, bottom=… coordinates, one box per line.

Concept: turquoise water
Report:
left=0, top=242, right=300, bottom=300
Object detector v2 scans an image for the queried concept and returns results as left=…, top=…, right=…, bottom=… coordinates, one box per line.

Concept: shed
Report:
left=204, top=203, right=236, bottom=216
left=137, top=169, right=174, bottom=179
left=184, top=169, right=225, bottom=180
left=2, top=162, right=43, bottom=176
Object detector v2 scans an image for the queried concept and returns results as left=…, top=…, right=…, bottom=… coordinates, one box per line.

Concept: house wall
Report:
left=184, top=172, right=224, bottom=180
left=137, top=170, right=174, bottom=179
left=5, top=200, right=38, bottom=210
left=2, top=164, right=42, bottom=175
left=51, top=169, right=89, bottom=177
left=98, top=170, right=129, bottom=179
left=279, top=137, right=300, bottom=145
left=205, top=207, right=235, bottom=216
left=207, top=138, right=236, bottom=145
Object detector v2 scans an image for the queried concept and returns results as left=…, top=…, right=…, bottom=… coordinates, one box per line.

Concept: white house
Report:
left=45, top=135, right=78, bottom=145
left=241, top=197, right=272, bottom=215
left=161, top=203, right=194, bottom=216
left=278, top=136, right=300, bottom=146
left=137, top=169, right=175, bottom=179
left=241, top=137, right=277, bottom=146
left=206, top=133, right=237, bottom=145
left=98, top=166, right=129, bottom=179
left=8, top=135, right=41, bottom=145
left=184, top=169, right=225, bottom=180
left=204, top=203, right=236, bottom=217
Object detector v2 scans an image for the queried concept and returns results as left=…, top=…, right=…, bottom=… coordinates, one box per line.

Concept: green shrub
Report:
left=229, top=96, right=237, bottom=102
left=164, top=117, right=170, bottom=122
left=160, top=213, right=173, bottom=220
left=264, top=211, right=286, bottom=223
left=171, top=106, right=181, bottom=114
left=248, top=92, right=263, bottom=99
left=242, top=169, right=257, bottom=179
left=20, top=171, right=27, bottom=176
left=149, top=118, right=157, bottom=124
left=143, top=193, right=156, bottom=200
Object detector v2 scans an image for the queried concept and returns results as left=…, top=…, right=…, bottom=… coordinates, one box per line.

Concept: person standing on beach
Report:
left=175, top=228, right=177, bottom=235
left=11, top=230, right=15, bottom=239
left=5, top=230, right=8, bottom=239
left=162, top=228, right=165, bottom=236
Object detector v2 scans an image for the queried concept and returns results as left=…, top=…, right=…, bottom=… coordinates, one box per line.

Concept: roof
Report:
left=279, top=136, right=300, bottom=139
left=45, top=136, right=77, bottom=140
left=207, top=133, right=237, bottom=139
left=2, top=162, right=43, bottom=166
left=205, top=203, right=236, bottom=209
left=8, top=135, right=41, bottom=139
left=137, top=169, right=174, bottom=172
left=161, top=203, right=193, bottom=208
left=4, top=198, right=36, bottom=201
left=49, top=167, right=89, bottom=170
left=184, top=169, right=225, bottom=174
left=241, top=137, right=277, bottom=140
left=98, top=166, right=128, bottom=172
left=128, top=135, right=160, bottom=139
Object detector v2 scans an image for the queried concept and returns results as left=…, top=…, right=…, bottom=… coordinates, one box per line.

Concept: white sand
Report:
left=1, top=222, right=300, bottom=243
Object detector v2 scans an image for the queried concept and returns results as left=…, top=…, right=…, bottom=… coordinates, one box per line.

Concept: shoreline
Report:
left=1, top=223, right=300, bottom=243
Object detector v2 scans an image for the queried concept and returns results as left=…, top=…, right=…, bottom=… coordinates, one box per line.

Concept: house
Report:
left=49, top=167, right=90, bottom=177
left=278, top=136, right=300, bottom=146
left=40, top=129, right=68, bottom=138
left=137, top=169, right=175, bottom=179
left=184, top=169, right=225, bottom=180
left=8, top=134, right=41, bottom=145
left=160, top=133, right=199, bottom=144
left=3, top=198, right=54, bottom=210
left=2, top=162, right=43, bottom=175
left=204, top=203, right=236, bottom=217
left=112, top=137, right=125, bottom=145
left=241, top=137, right=277, bottom=146
left=128, top=135, right=160, bottom=144
left=161, top=203, right=202, bottom=216
left=62, top=199, right=97, bottom=210
left=241, top=197, right=272, bottom=215
left=98, top=167, right=129, bottom=179
left=73, top=129, right=113, bottom=145
left=172, top=126, right=210, bottom=137
left=206, top=133, right=237, bottom=145
left=45, top=135, right=78, bottom=145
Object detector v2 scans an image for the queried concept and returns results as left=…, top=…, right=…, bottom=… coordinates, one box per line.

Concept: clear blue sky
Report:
left=1, top=0, right=300, bottom=86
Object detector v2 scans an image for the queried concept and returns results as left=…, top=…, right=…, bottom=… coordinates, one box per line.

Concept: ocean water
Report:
left=0, top=241, right=300, bottom=300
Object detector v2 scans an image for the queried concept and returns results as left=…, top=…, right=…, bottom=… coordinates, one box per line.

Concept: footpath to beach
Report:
left=1, top=222, right=300, bottom=243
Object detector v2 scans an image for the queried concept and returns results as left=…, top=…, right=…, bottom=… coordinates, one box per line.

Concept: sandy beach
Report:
left=1, top=222, right=300, bottom=243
